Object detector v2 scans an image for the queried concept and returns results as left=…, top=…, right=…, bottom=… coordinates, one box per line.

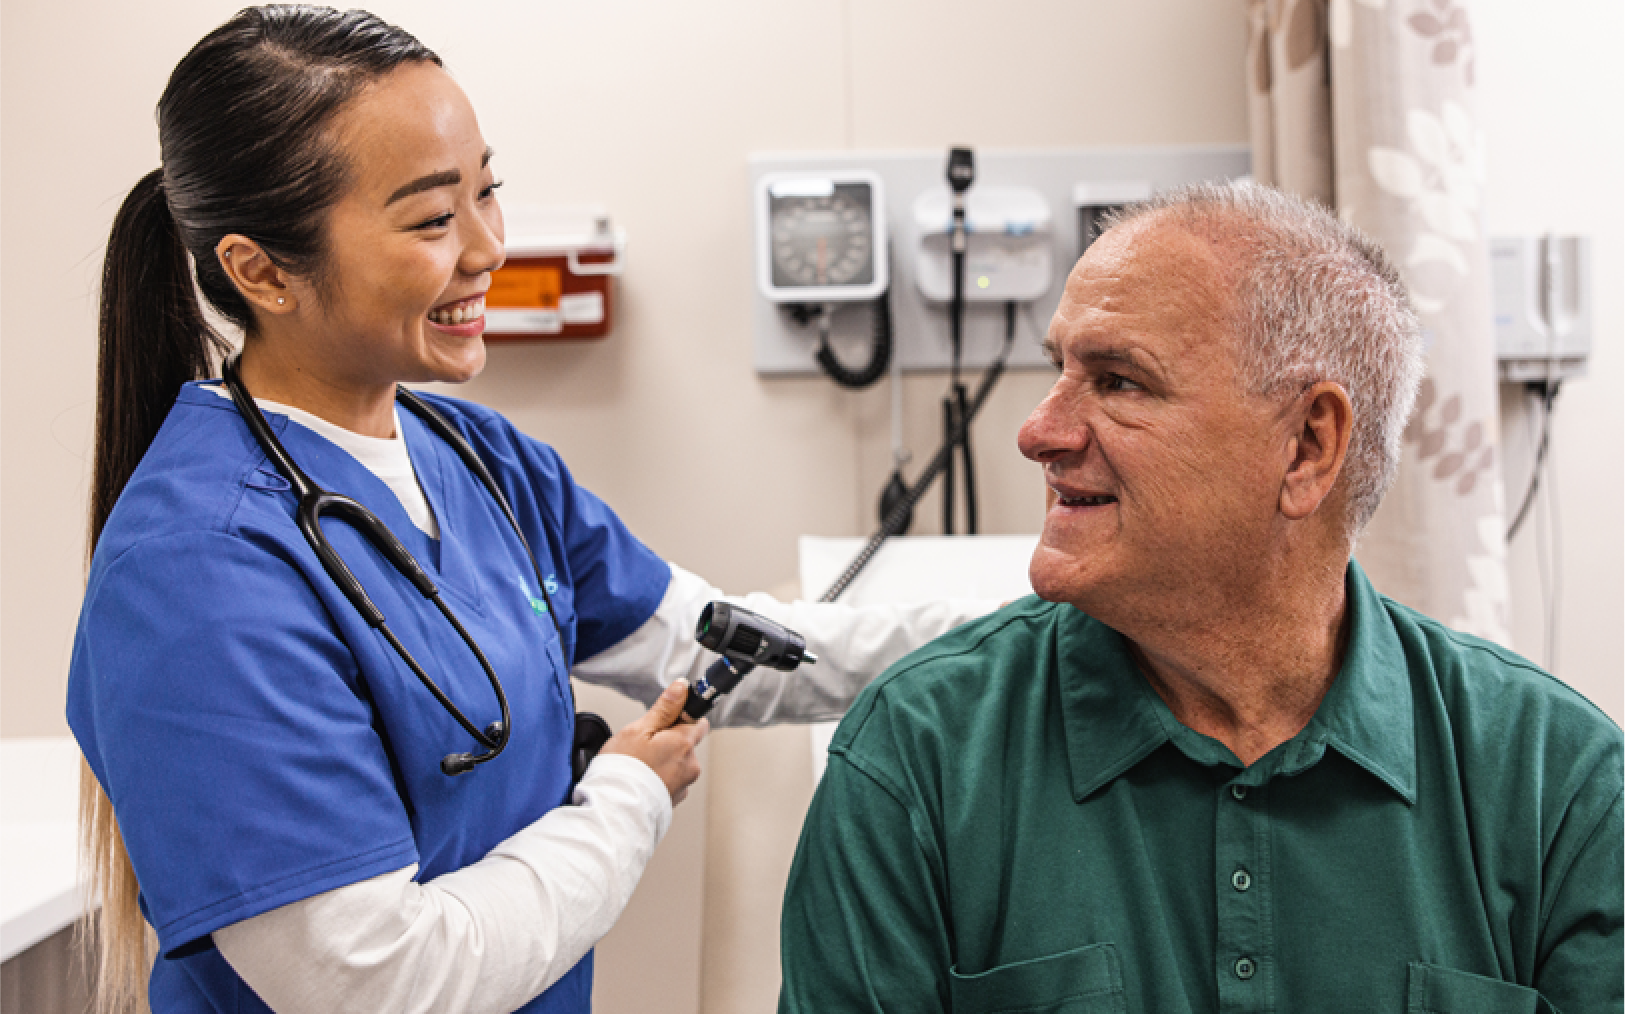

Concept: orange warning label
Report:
left=487, top=263, right=563, bottom=309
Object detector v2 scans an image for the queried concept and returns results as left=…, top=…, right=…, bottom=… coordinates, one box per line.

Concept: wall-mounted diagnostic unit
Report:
left=1490, top=234, right=1594, bottom=547
left=748, top=146, right=1250, bottom=376
left=912, top=185, right=1053, bottom=303
left=485, top=205, right=624, bottom=341
left=1491, top=235, right=1591, bottom=383
left=747, top=146, right=1250, bottom=600
left=755, top=171, right=895, bottom=391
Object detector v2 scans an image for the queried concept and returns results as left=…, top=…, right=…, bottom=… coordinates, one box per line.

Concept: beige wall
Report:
left=3, top=1, right=1618, bottom=1012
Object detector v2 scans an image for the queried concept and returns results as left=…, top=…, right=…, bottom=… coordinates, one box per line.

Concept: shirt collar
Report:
left=1056, top=560, right=1416, bottom=805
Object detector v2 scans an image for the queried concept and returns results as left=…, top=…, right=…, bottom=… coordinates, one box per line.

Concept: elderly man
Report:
left=778, top=183, right=1621, bottom=1014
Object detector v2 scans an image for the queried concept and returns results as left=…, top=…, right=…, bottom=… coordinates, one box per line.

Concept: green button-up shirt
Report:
left=779, top=564, right=1622, bottom=1014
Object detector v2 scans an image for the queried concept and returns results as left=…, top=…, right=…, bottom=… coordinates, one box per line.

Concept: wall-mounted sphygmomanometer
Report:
left=756, top=171, right=888, bottom=301
left=754, top=171, right=893, bottom=389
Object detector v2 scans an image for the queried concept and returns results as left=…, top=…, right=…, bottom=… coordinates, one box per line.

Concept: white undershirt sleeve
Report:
left=214, top=754, right=671, bottom=1014
left=573, top=562, right=998, bottom=726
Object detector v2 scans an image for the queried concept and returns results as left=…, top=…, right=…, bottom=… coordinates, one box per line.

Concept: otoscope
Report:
left=683, top=602, right=816, bottom=719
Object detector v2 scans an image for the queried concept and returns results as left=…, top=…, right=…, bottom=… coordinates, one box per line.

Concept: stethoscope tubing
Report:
left=222, top=355, right=571, bottom=774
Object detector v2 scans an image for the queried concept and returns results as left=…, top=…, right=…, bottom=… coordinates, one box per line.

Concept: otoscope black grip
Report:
left=683, top=687, right=711, bottom=721
left=684, top=656, right=751, bottom=720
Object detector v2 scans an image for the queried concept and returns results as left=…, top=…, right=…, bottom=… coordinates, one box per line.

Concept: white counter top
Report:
left=1, top=737, right=93, bottom=962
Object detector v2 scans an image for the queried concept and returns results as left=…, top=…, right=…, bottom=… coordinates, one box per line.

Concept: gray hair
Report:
left=1107, top=180, right=1424, bottom=534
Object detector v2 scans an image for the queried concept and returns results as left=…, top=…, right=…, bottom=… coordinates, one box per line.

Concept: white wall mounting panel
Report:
left=749, top=146, right=1251, bottom=376
left=912, top=185, right=1054, bottom=303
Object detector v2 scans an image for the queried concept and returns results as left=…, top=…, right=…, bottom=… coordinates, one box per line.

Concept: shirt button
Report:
left=1235, top=956, right=1257, bottom=980
left=1230, top=784, right=1249, bottom=801
left=1231, top=868, right=1252, bottom=892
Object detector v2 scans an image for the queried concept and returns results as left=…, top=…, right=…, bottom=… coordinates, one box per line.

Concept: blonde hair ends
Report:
left=78, top=758, right=153, bottom=1013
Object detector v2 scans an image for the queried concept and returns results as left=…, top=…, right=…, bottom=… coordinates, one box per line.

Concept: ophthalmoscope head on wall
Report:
left=684, top=602, right=816, bottom=720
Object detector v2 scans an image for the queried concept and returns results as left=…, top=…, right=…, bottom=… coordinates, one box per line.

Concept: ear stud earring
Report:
left=277, top=297, right=286, bottom=305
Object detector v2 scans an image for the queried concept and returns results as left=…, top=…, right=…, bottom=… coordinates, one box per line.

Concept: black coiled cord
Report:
left=797, top=296, right=892, bottom=390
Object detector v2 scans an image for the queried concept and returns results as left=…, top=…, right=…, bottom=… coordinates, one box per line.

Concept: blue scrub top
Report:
left=67, top=382, right=671, bottom=1013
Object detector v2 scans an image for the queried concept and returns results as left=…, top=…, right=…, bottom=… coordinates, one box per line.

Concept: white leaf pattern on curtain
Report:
left=1247, top=0, right=1511, bottom=646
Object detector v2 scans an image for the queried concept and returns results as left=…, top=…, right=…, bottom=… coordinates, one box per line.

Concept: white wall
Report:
left=1477, top=0, right=1623, bottom=720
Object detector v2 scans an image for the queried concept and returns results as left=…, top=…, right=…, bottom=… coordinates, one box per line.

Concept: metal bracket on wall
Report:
left=748, top=146, right=1251, bottom=377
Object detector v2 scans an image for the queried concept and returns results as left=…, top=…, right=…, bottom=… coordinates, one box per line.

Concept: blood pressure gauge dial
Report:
left=755, top=170, right=888, bottom=303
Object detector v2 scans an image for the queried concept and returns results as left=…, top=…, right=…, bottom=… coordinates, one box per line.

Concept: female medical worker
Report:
left=67, top=7, right=989, bottom=1013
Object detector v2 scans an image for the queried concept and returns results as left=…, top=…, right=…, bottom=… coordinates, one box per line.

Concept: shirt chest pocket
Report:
left=950, top=943, right=1125, bottom=1014
left=1406, top=962, right=1553, bottom=1014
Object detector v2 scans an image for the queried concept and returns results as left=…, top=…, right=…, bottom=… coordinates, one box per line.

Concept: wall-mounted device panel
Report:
left=486, top=205, right=624, bottom=342
left=1490, top=235, right=1592, bottom=383
left=913, top=185, right=1053, bottom=303
left=749, top=147, right=1250, bottom=376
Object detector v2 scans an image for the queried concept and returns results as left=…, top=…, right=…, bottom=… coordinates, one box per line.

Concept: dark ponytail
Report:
left=88, top=5, right=440, bottom=554
left=84, top=10, right=440, bottom=1010
left=90, top=169, right=226, bottom=549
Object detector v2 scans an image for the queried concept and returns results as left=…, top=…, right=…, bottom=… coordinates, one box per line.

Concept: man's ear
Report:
left=1280, top=381, right=1354, bottom=521
left=214, top=236, right=297, bottom=316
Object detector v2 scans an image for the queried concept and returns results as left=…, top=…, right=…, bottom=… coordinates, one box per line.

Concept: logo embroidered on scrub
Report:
left=518, top=576, right=549, bottom=617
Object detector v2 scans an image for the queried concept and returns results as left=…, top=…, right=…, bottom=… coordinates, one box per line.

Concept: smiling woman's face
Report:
left=296, top=60, right=505, bottom=388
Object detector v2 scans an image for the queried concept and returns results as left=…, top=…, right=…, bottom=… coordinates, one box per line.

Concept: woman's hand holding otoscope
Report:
left=599, top=602, right=813, bottom=805
left=601, top=680, right=709, bottom=805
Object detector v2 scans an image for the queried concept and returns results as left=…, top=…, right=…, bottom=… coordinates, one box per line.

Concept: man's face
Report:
left=1017, top=218, right=1292, bottom=624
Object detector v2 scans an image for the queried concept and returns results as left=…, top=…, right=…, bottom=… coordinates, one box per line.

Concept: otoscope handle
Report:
left=684, top=656, right=754, bottom=720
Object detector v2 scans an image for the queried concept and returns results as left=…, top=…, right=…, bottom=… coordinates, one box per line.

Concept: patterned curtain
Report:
left=1247, top=0, right=1510, bottom=644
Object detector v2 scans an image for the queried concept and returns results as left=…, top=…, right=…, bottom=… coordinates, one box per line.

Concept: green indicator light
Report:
left=977, top=275, right=991, bottom=289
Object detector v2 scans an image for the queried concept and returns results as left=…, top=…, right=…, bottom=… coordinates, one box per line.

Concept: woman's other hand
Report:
left=601, top=679, right=709, bottom=804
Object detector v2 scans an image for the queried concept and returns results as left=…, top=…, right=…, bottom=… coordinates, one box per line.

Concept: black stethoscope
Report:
left=223, top=355, right=610, bottom=780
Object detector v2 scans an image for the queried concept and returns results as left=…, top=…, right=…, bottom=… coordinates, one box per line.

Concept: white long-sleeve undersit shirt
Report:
left=207, top=390, right=996, bottom=1014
